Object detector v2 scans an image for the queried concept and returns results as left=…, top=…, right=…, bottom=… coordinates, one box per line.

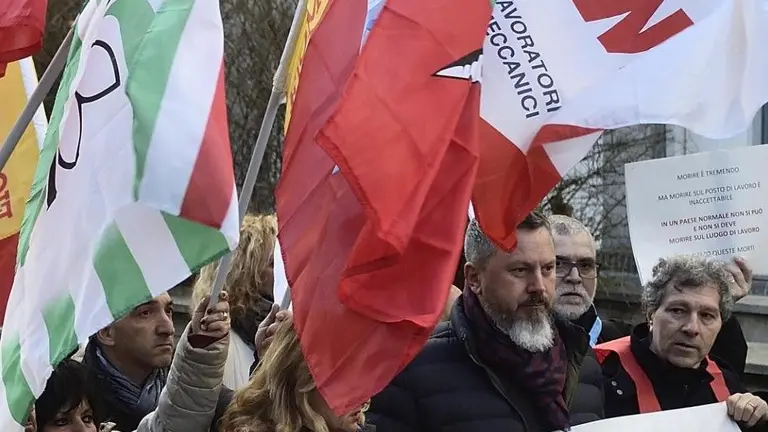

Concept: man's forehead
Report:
left=501, top=228, right=555, bottom=262
left=553, top=232, right=595, bottom=259
left=663, top=282, right=721, bottom=307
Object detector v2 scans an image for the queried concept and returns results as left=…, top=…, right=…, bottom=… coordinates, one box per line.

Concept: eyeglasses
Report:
left=555, top=257, right=600, bottom=279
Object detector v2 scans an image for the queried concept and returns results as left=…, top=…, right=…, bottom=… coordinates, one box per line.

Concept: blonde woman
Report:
left=219, top=318, right=373, bottom=432
left=193, top=214, right=277, bottom=390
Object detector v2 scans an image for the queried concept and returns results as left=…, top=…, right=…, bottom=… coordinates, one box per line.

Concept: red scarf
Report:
left=463, top=289, right=570, bottom=431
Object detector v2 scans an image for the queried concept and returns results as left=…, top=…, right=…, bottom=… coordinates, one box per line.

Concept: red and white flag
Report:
left=471, top=0, right=768, bottom=249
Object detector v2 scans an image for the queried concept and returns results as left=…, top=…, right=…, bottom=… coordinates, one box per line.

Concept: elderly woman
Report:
left=193, top=214, right=277, bottom=390
left=596, top=256, right=767, bottom=430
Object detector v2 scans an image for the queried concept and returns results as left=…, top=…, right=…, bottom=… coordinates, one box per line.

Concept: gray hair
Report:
left=548, top=215, right=595, bottom=244
left=464, top=211, right=550, bottom=268
left=642, top=255, right=734, bottom=321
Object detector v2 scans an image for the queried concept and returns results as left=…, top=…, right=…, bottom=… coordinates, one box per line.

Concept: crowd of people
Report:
left=21, top=211, right=768, bottom=432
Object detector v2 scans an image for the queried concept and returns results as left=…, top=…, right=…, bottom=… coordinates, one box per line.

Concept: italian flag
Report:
left=0, top=0, right=239, bottom=429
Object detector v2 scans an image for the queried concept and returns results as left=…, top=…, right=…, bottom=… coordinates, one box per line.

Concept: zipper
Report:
left=463, top=336, right=530, bottom=431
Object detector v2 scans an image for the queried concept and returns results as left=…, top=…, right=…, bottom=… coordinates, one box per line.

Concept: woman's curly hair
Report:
left=218, top=318, right=367, bottom=432
left=192, top=214, right=277, bottom=320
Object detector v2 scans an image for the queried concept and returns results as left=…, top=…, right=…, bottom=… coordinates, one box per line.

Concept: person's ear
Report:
left=465, top=262, right=482, bottom=295
left=96, top=326, right=117, bottom=347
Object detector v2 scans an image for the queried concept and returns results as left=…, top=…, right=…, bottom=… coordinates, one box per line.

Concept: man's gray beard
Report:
left=553, top=302, right=589, bottom=321
left=480, top=298, right=555, bottom=353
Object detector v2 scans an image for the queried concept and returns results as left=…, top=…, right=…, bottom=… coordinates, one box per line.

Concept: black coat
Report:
left=601, top=324, right=766, bottom=432
left=368, top=297, right=604, bottom=432
left=575, top=306, right=748, bottom=376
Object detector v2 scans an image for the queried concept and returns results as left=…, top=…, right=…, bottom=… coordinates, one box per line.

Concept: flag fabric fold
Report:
left=278, top=0, right=489, bottom=414
left=0, top=58, right=47, bottom=322
left=473, top=0, right=768, bottom=250
left=0, top=0, right=238, bottom=429
left=0, top=0, right=47, bottom=78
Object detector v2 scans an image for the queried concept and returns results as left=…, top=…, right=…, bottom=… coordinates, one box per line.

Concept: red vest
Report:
left=594, top=336, right=730, bottom=413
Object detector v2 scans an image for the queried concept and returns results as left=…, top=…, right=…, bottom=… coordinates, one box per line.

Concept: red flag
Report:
left=277, top=0, right=489, bottom=414
left=0, top=0, right=47, bottom=78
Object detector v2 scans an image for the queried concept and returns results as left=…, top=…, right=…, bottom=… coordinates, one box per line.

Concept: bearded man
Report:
left=368, top=212, right=604, bottom=432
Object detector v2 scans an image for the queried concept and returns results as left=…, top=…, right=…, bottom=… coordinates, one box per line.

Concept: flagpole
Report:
left=208, top=0, right=307, bottom=307
left=0, top=27, right=74, bottom=172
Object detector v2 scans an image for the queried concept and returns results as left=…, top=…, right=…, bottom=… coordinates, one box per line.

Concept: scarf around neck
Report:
left=95, top=347, right=167, bottom=416
left=462, top=289, right=571, bottom=431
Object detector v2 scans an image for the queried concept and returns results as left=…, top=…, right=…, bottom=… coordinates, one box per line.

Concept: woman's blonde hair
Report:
left=219, top=317, right=366, bottom=432
left=192, top=214, right=277, bottom=319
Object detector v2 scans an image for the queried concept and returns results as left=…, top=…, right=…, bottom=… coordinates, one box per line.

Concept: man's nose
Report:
left=156, top=311, right=176, bottom=337
left=564, top=265, right=582, bottom=284
left=528, top=270, right=547, bottom=294
left=681, top=315, right=701, bottom=337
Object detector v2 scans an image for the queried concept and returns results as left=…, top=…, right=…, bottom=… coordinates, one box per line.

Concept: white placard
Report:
left=572, top=402, right=739, bottom=432
left=625, top=145, right=768, bottom=284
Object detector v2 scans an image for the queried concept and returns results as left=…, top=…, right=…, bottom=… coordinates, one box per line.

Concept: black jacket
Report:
left=575, top=306, right=748, bottom=376
left=601, top=324, right=765, bottom=431
left=368, top=297, right=604, bottom=431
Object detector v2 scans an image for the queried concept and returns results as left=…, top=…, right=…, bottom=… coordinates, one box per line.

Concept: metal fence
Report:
left=35, top=0, right=298, bottom=214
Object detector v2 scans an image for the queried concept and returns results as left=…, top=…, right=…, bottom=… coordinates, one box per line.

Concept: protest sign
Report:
left=572, top=402, right=739, bottom=432
left=625, top=145, right=768, bottom=284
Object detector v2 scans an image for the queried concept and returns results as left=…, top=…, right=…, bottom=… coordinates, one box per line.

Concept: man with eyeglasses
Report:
left=548, top=215, right=749, bottom=376
left=549, top=215, right=631, bottom=347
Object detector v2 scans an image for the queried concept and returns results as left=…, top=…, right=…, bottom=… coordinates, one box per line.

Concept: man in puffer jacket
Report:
left=368, top=213, right=604, bottom=432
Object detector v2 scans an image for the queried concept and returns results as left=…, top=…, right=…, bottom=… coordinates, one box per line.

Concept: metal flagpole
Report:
left=0, top=27, right=75, bottom=172
left=208, top=0, right=308, bottom=307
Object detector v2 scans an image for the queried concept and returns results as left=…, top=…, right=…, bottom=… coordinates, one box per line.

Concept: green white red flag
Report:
left=0, top=0, right=238, bottom=429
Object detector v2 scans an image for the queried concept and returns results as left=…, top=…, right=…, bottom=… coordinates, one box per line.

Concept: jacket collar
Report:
left=573, top=304, right=598, bottom=333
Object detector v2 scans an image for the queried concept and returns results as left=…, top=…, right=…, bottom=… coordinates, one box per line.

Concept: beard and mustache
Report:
left=479, top=292, right=555, bottom=353
left=553, top=284, right=592, bottom=321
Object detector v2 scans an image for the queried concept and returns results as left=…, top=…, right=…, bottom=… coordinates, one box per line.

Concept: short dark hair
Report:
left=35, top=360, right=100, bottom=428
